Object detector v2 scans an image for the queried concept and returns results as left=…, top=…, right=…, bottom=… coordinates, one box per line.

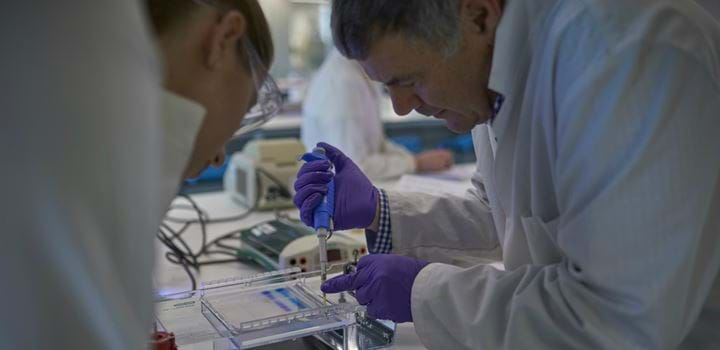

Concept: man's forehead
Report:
left=357, top=34, right=419, bottom=84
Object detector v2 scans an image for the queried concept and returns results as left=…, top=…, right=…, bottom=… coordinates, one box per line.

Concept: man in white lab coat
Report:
left=302, top=49, right=454, bottom=180
left=293, top=0, right=720, bottom=348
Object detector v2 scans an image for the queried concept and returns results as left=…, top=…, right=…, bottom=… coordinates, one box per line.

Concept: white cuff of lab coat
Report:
left=411, top=263, right=462, bottom=347
left=386, top=189, right=502, bottom=264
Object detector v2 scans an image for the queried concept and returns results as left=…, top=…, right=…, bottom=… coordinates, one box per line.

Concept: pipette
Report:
left=299, top=147, right=335, bottom=301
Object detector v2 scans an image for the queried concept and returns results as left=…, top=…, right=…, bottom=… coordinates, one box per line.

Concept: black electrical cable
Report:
left=157, top=225, right=196, bottom=267
left=178, top=194, right=208, bottom=255
left=164, top=165, right=291, bottom=225
left=164, top=174, right=264, bottom=225
left=160, top=223, right=194, bottom=256
left=157, top=224, right=199, bottom=290
left=157, top=205, right=205, bottom=290
left=156, top=160, right=308, bottom=292
left=179, top=257, right=197, bottom=291
left=156, top=175, right=266, bottom=291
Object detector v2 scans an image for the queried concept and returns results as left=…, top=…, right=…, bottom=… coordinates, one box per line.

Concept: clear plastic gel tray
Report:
left=154, top=267, right=394, bottom=349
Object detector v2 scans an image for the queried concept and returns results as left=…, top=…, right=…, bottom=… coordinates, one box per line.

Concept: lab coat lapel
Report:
left=493, top=96, right=535, bottom=270
left=486, top=0, right=542, bottom=269
left=472, top=125, right=506, bottom=236
left=486, top=0, right=532, bottom=216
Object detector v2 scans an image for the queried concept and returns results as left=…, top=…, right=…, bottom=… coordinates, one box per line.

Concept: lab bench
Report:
left=158, top=165, right=484, bottom=349
left=155, top=192, right=429, bottom=350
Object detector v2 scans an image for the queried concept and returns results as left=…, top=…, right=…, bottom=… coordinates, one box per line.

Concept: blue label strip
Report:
left=274, top=288, right=307, bottom=309
left=261, top=290, right=291, bottom=312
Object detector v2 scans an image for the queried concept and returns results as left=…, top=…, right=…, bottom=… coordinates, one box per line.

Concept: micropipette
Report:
left=299, top=147, right=335, bottom=301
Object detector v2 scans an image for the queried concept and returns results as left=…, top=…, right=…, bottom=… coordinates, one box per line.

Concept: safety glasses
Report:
left=193, top=0, right=282, bottom=136
left=235, top=35, right=282, bottom=136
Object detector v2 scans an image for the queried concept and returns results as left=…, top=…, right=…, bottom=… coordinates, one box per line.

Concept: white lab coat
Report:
left=302, top=50, right=417, bottom=180
left=0, top=3, right=206, bottom=347
left=696, top=0, right=720, bottom=20
left=386, top=0, right=720, bottom=349
left=0, top=1, right=164, bottom=349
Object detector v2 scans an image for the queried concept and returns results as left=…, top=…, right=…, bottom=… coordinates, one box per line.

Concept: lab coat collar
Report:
left=486, top=0, right=532, bottom=147
left=488, top=0, right=531, bottom=98
left=160, top=91, right=205, bottom=197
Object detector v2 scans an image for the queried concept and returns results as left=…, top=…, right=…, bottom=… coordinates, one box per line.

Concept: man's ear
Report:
left=206, top=11, right=247, bottom=69
left=459, top=0, right=503, bottom=44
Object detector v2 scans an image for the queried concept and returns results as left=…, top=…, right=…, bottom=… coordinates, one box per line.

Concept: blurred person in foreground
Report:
left=0, top=0, right=277, bottom=348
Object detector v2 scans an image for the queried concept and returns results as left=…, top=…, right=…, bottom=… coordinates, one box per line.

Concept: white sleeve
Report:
left=386, top=164, right=502, bottom=264
left=410, top=37, right=720, bottom=350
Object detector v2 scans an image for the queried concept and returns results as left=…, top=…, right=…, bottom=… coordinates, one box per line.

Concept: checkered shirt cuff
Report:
left=369, top=188, right=392, bottom=254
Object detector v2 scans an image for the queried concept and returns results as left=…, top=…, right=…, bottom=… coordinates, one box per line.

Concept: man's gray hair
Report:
left=331, top=0, right=462, bottom=60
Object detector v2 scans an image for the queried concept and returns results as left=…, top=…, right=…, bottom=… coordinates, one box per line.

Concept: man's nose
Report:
left=388, top=87, right=422, bottom=116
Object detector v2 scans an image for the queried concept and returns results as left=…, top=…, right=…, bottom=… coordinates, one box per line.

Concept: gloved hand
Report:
left=294, top=142, right=378, bottom=230
left=321, top=254, right=429, bottom=323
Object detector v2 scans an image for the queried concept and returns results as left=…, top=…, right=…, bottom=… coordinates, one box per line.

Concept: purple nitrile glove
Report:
left=293, top=142, right=378, bottom=230
left=321, top=254, right=429, bottom=323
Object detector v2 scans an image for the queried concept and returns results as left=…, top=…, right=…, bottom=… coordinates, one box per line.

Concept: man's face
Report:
left=358, top=0, right=504, bottom=133
left=359, top=33, right=495, bottom=133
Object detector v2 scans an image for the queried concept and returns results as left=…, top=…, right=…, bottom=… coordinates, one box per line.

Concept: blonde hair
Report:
left=146, top=0, right=274, bottom=70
